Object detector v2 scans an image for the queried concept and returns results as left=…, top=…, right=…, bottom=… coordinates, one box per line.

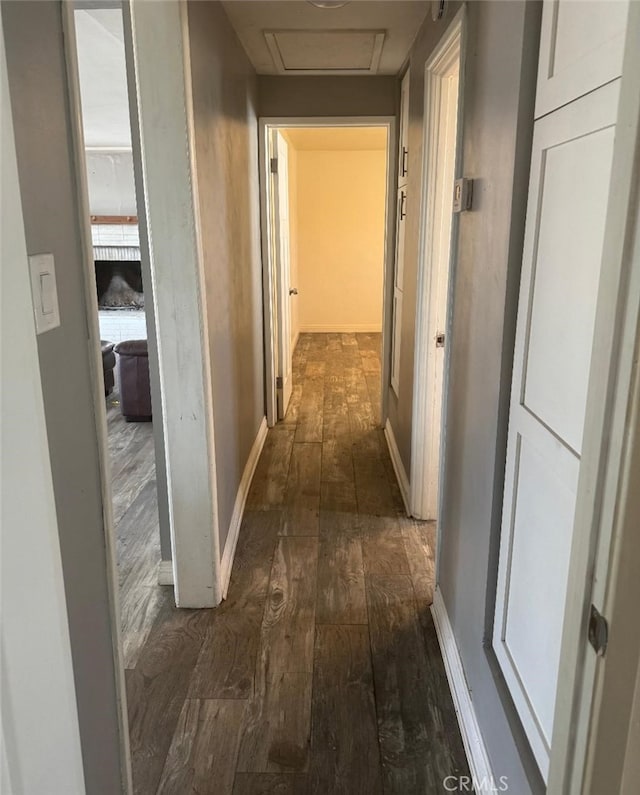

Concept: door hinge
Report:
left=270, top=157, right=278, bottom=174
left=588, top=604, right=608, bottom=657
left=435, top=332, right=445, bottom=348
left=276, top=376, right=283, bottom=389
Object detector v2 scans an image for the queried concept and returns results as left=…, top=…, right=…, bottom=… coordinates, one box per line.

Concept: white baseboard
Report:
left=292, top=328, right=300, bottom=353
left=431, top=588, right=494, bottom=785
left=383, top=419, right=410, bottom=515
left=220, top=416, right=268, bottom=598
left=157, top=560, right=174, bottom=586
left=299, top=324, right=383, bottom=333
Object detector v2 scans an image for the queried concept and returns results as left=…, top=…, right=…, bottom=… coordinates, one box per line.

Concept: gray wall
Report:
left=386, top=2, right=545, bottom=791
left=258, top=75, right=397, bottom=118
left=3, top=2, right=123, bottom=792
left=187, top=1, right=265, bottom=552
left=438, top=3, right=544, bottom=791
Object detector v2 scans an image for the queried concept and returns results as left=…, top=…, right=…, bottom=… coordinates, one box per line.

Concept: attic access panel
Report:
left=264, top=29, right=386, bottom=74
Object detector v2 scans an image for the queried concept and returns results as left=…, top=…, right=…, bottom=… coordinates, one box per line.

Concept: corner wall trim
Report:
left=220, top=416, right=269, bottom=598
left=431, top=587, right=494, bottom=785
left=157, top=560, right=174, bottom=586
left=384, top=418, right=410, bottom=515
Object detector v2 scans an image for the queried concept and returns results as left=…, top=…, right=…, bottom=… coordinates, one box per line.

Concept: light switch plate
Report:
left=29, top=253, right=60, bottom=334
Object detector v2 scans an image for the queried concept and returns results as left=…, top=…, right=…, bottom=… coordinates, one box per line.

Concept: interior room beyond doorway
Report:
left=282, top=126, right=388, bottom=343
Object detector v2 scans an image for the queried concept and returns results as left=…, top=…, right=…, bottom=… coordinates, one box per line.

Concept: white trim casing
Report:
left=431, top=588, right=495, bottom=787
left=410, top=7, right=465, bottom=523
left=220, top=417, right=269, bottom=598
left=384, top=419, right=410, bottom=515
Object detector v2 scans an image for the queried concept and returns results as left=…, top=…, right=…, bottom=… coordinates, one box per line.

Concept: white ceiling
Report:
left=221, top=1, right=429, bottom=75
left=75, top=8, right=131, bottom=148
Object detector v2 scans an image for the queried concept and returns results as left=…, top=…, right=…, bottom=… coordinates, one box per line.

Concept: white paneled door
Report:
left=493, top=0, right=628, bottom=780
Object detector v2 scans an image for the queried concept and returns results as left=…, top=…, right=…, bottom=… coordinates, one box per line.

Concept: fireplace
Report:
left=92, top=229, right=147, bottom=342
left=95, top=260, right=144, bottom=309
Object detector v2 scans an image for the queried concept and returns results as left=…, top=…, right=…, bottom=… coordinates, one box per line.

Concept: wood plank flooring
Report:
left=125, top=332, right=470, bottom=794
left=107, top=391, right=170, bottom=671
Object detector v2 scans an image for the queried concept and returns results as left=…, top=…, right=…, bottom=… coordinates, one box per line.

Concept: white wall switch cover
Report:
left=29, top=253, right=60, bottom=334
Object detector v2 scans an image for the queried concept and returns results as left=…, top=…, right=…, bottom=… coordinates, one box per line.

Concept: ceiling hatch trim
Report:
left=264, top=29, right=386, bottom=75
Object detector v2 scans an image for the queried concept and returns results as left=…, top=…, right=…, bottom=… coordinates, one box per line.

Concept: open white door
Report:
left=411, top=12, right=462, bottom=521
left=271, top=129, right=293, bottom=419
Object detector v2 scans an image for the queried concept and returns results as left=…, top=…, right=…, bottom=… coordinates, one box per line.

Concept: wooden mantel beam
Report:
left=90, top=215, right=138, bottom=225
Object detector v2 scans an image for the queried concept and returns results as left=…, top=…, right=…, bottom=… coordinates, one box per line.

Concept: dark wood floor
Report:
left=124, top=332, right=470, bottom=794
left=107, top=390, right=167, bottom=669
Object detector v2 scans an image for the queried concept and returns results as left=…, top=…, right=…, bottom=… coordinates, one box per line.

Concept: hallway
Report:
left=126, top=333, right=469, bottom=794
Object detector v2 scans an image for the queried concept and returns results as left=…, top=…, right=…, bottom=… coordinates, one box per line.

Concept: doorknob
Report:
left=289, top=287, right=298, bottom=296
left=435, top=332, right=445, bottom=347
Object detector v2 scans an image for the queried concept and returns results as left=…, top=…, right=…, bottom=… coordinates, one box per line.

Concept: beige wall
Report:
left=286, top=130, right=387, bottom=333
left=187, top=1, right=264, bottom=553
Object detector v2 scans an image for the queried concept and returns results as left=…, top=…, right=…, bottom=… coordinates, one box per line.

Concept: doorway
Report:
left=410, top=13, right=463, bottom=523
left=71, top=3, right=173, bottom=664
left=63, top=6, right=175, bottom=789
left=259, top=118, right=396, bottom=428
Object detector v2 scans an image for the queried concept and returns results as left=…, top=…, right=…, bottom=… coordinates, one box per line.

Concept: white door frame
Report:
left=258, top=116, right=396, bottom=428
left=548, top=2, right=640, bottom=790
left=410, top=7, right=466, bottom=521
left=66, top=2, right=226, bottom=602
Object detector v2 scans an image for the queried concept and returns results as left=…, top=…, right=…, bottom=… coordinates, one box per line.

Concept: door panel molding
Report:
left=535, top=0, right=628, bottom=118
left=493, top=80, right=620, bottom=780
